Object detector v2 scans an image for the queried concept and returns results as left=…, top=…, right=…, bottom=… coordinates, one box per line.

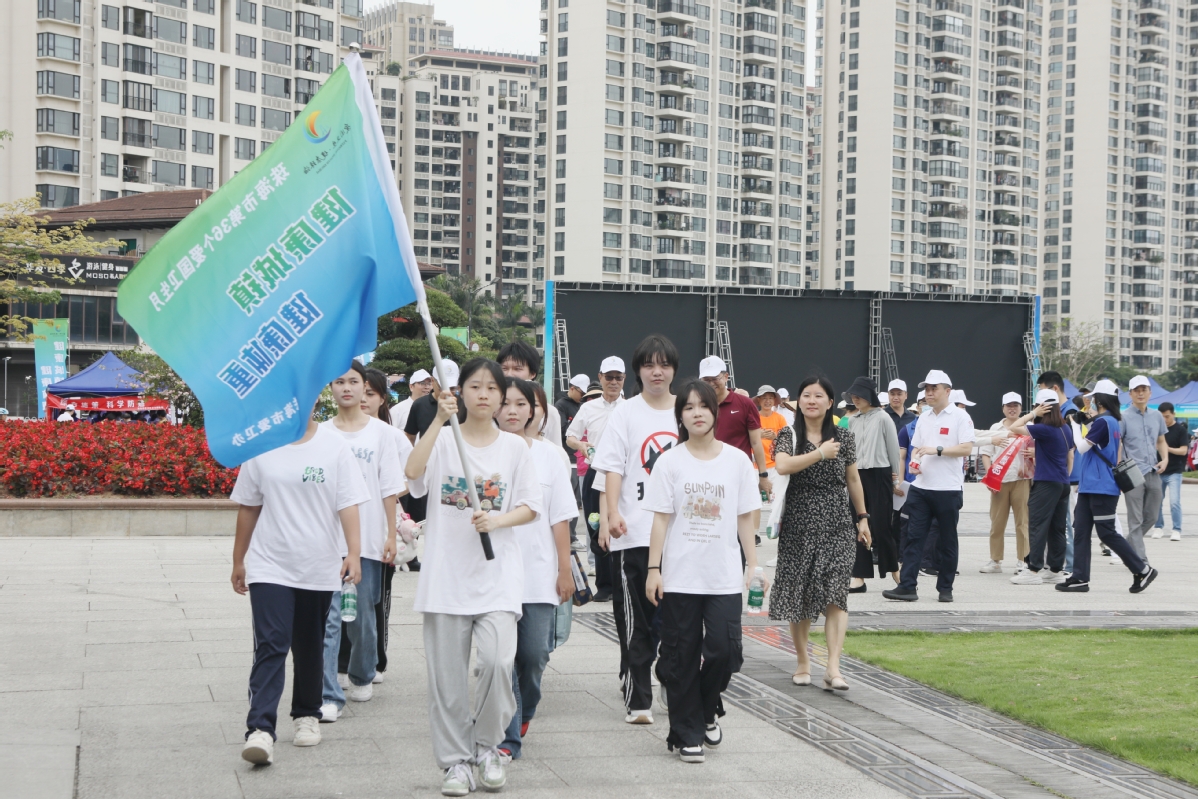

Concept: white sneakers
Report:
left=346, top=683, right=373, bottom=702
left=293, top=717, right=321, bottom=747
left=1171, top=531, right=1182, bottom=541
left=476, top=748, right=507, bottom=792
left=979, top=560, right=1003, bottom=574
left=336, top=672, right=350, bottom=689
left=441, top=763, right=476, bottom=796
left=241, top=730, right=274, bottom=765
left=625, top=709, right=654, bottom=724
left=1039, top=570, right=1065, bottom=585
left=319, top=702, right=340, bottom=723
left=1151, top=529, right=1164, bottom=539
left=1010, top=568, right=1043, bottom=585
left=372, top=671, right=385, bottom=685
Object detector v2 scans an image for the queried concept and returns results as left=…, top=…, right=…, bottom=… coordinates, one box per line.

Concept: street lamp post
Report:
left=3, top=356, right=10, bottom=412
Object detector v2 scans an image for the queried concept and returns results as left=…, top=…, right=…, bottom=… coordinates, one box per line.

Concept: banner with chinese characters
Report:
left=33, top=319, right=69, bottom=418
left=46, top=394, right=170, bottom=413
left=117, top=53, right=424, bottom=467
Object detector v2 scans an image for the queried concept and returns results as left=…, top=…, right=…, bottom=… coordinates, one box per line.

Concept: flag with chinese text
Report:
left=118, top=53, right=423, bottom=466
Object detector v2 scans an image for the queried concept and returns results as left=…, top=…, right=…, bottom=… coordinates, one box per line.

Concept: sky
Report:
left=364, top=0, right=541, bottom=56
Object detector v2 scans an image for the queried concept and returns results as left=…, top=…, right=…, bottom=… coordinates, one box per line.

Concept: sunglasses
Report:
left=602, top=373, right=625, bottom=381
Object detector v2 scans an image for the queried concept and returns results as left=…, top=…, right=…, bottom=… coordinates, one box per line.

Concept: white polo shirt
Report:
left=910, top=403, right=976, bottom=491
left=565, top=394, right=626, bottom=460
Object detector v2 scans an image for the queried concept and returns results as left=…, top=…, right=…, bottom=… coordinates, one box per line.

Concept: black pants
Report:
left=655, top=593, right=743, bottom=749
left=246, top=582, right=331, bottom=739
left=853, top=467, right=900, bottom=577
left=337, top=562, right=396, bottom=674
left=898, top=487, right=962, bottom=594
left=401, top=492, right=428, bottom=524
left=1071, top=492, right=1145, bottom=583
left=582, top=468, right=612, bottom=593
left=897, top=513, right=940, bottom=572
left=612, top=546, right=659, bottom=712
left=1026, top=481, right=1069, bottom=573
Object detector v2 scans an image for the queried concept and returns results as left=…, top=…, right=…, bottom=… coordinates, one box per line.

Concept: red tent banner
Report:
left=46, top=395, right=170, bottom=414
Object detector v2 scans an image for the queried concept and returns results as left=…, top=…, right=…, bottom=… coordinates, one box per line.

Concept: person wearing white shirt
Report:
left=495, top=379, right=577, bottom=762
left=643, top=379, right=763, bottom=764
left=592, top=336, right=680, bottom=725
left=776, top=388, right=796, bottom=426
left=318, top=364, right=403, bottom=720
left=230, top=407, right=370, bottom=766
left=390, top=368, right=432, bottom=432
left=565, top=355, right=627, bottom=601
left=404, top=359, right=541, bottom=795
left=884, top=370, right=976, bottom=603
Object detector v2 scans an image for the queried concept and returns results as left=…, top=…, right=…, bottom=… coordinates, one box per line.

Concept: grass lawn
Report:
left=832, top=629, right=1198, bottom=786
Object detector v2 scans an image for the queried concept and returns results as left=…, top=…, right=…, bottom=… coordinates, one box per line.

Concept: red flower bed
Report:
left=0, top=420, right=238, bottom=497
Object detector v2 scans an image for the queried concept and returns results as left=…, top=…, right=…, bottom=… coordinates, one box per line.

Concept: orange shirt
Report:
left=758, top=410, right=788, bottom=468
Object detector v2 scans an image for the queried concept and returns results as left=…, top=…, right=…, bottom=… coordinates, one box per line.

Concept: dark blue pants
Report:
left=898, top=487, right=962, bottom=594
left=246, top=582, right=331, bottom=740
left=1070, top=492, right=1145, bottom=584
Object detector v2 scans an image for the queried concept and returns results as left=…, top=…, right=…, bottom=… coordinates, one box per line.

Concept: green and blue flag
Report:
left=118, top=53, right=422, bottom=466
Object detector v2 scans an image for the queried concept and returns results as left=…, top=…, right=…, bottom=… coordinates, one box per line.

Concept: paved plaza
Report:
left=2, top=484, right=1196, bottom=799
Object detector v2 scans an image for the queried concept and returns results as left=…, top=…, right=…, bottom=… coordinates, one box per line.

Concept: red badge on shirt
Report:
left=939, top=427, right=949, bottom=435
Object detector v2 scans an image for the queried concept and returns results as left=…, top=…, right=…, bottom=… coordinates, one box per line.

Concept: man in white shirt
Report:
left=884, top=370, right=976, bottom=604
left=776, top=388, right=795, bottom=425
left=566, top=355, right=626, bottom=602
left=390, top=369, right=431, bottom=432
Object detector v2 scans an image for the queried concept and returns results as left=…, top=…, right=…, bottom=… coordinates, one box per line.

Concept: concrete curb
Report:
left=0, top=499, right=237, bottom=536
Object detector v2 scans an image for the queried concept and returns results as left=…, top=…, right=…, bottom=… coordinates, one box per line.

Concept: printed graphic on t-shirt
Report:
left=302, top=467, right=325, bottom=483
left=440, top=473, right=509, bottom=511
left=640, top=431, right=679, bottom=475
left=680, top=481, right=726, bottom=537
left=349, top=445, right=375, bottom=464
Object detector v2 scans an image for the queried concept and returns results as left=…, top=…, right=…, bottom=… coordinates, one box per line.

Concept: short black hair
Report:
left=1037, top=370, right=1065, bottom=391
left=675, top=379, right=719, bottom=443
left=1159, top=401, right=1175, bottom=414
left=497, top=341, right=541, bottom=378
left=630, top=334, right=680, bottom=389
left=456, top=358, right=507, bottom=423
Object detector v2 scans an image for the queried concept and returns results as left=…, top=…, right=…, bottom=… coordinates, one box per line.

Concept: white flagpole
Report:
left=416, top=297, right=494, bottom=560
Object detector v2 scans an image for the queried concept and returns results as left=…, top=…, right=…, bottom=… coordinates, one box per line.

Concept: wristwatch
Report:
left=936, top=445, right=944, bottom=457
left=759, top=471, right=768, bottom=478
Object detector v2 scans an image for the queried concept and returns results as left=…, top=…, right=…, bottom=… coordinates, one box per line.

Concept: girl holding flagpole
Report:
left=404, top=358, right=542, bottom=796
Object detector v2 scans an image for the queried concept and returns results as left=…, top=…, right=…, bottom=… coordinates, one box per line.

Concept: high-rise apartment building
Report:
left=362, top=1, right=453, bottom=67
left=813, top=0, right=1046, bottom=297
left=1039, top=0, right=1191, bottom=370
left=541, top=0, right=809, bottom=287
left=3, top=0, right=367, bottom=209
left=398, top=49, right=543, bottom=301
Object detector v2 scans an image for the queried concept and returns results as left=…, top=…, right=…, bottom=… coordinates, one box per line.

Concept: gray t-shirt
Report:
left=1120, top=406, right=1167, bottom=475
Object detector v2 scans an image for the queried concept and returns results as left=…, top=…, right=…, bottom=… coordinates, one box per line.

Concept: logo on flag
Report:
left=305, top=110, right=331, bottom=144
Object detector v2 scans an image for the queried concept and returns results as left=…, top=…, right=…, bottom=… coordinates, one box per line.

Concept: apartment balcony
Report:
left=656, top=189, right=691, bottom=208
left=1139, top=0, right=1168, bottom=10
left=930, top=100, right=968, bottom=119
left=122, top=166, right=147, bottom=184
left=657, top=0, right=698, bottom=22
left=933, top=60, right=967, bottom=77
left=740, top=108, right=776, bottom=130
left=1140, top=33, right=1169, bottom=50
left=993, top=112, right=1021, bottom=130
left=931, top=37, right=970, bottom=59
left=927, top=263, right=966, bottom=280
left=995, top=55, right=1023, bottom=72
left=1137, top=13, right=1169, bottom=30
left=929, top=202, right=968, bottom=219
left=741, top=176, right=773, bottom=195
left=657, top=96, right=695, bottom=120
left=657, top=118, right=695, bottom=142
left=659, top=70, right=696, bottom=94
left=934, top=0, right=972, bottom=14
left=122, top=132, right=151, bottom=149
left=993, top=211, right=1021, bottom=227
left=993, top=132, right=1022, bottom=150
left=655, top=145, right=689, bottom=166
left=655, top=212, right=692, bottom=233
left=992, top=231, right=1019, bottom=246
left=654, top=166, right=689, bottom=188
left=994, top=75, right=1024, bottom=91
left=741, top=38, right=777, bottom=64
left=994, top=31, right=1024, bottom=52
left=741, top=154, right=774, bottom=173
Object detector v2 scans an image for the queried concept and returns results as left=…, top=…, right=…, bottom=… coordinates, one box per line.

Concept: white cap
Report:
left=438, top=360, right=459, bottom=388
left=570, top=374, right=590, bottom=392
left=1001, top=391, right=1022, bottom=406
left=917, top=390, right=926, bottom=401
left=410, top=369, right=431, bottom=384
left=878, top=392, right=888, bottom=405
left=918, top=369, right=953, bottom=388
left=1034, top=388, right=1060, bottom=406
left=699, top=355, right=727, bottom=378
left=1128, top=375, right=1151, bottom=390
left=887, top=379, right=908, bottom=392
left=837, top=400, right=848, bottom=408
left=600, top=356, right=625, bottom=374
left=949, top=389, right=975, bottom=407
left=1088, top=378, right=1120, bottom=397
left=777, top=388, right=789, bottom=399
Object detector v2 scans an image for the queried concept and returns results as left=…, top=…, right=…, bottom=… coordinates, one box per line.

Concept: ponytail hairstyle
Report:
left=363, top=368, right=392, bottom=423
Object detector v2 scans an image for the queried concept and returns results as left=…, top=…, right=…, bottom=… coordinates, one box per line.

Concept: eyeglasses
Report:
left=602, top=373, right=625, bottom=381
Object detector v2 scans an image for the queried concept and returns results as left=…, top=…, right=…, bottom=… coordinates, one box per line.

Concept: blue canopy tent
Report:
left=1062, top=378, right=1082, bottom=400
left=1147, top=380, right=1198, bottom=408
left=46, top=352, right=146, bottom=398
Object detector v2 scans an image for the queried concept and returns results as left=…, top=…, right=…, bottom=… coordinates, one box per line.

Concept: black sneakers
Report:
left=1055, top=578, right=1089, bottom=592
left=938, top=592, right=953, bottom=603
left=882, top=588, right=918, bottom=602
left=1130, top=567, right=1159, bottom=594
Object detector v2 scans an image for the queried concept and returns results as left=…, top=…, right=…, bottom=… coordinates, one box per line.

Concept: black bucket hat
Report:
left=844, top=376, right=879, bottom=407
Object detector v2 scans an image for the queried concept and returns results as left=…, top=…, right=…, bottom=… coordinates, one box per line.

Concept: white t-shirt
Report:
left=591, top=395, right=680, bottom=552
left=384, top=420, right=414, bottom=475
left=408, top=429, right=542, bottom=617
left=911, top=404, right=977, bottom=491
left=643, top=442, right=761, bottom=595
left=390, top=397, right=414, bottom=431
left=321, top=417, right=404, bottom=561
left=778, top=407, right=796, bottom=426
left=518, top=439, right=579, bottom=605
left=230, top=426, right=371, bottom=592
left=566, top=395, right=625, bottom=461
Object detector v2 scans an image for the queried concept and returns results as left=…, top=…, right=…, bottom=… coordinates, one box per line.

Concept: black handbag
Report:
left=1090, top=442, right=1145, bottom=494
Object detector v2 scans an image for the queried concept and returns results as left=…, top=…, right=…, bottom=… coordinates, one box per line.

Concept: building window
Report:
left=234, top=137, right=256, bottom=160
left=235, top=103, right=256, bottom=126
left=192, top=130, right=214, bottom=154
left=193, top=60, right=215, bottom=85
left=191, top=165, right=214, bottom=189
left=602, top=257, right=621, bottom=272
left=193, top=95, right=215, bottom=120
left=236, top=35, right=257, bottom=59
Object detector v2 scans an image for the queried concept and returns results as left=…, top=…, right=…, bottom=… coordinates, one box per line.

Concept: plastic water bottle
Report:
left=747, top=567, right=765, bottom=614
left=765, top=524, right=778, bottom=540
left=340, top=580, right=358, bottom=623
left=588, top=512, right=600, bottom=530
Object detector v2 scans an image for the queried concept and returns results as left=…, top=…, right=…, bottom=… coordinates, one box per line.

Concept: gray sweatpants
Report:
left=423, top=611, right=518, bottom=769
left=1124, top=471, right=1162, bottom=564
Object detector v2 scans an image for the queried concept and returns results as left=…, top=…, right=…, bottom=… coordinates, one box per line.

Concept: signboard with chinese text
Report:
left=22, top=255, right=137, bottom=287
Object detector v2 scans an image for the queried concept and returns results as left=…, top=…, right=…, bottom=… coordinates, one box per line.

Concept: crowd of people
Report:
left=225, top=334, right=1177, bottom=794
left=55, top=407, right=172, bottom=424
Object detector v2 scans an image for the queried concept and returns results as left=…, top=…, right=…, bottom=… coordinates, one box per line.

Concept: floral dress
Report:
left=768, top=426, right=857, bottom=622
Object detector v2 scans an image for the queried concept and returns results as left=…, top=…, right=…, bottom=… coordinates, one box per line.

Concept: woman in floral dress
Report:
left=768, top=376, right=871, bottom=691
